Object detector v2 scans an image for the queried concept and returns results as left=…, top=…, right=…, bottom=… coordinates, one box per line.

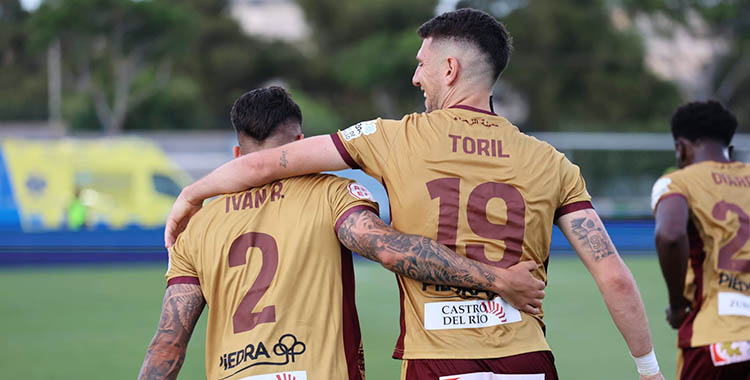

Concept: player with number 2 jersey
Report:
left=652, top=101, right=750, bottom=379
left=167, top=174, right=376, bottom=380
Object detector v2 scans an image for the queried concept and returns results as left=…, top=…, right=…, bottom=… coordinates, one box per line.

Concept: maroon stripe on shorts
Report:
left=330, top=133, right=360, bottom=169
left=335, top=205, right=379, bottom=234
left=404, top=351, right=558, bottom=380
left=340, top=245, right=365, bottom=380
left=678, top=221, right=706, bottom=348
left=554, top=200, right=594, bottom=220
left=166, top=276, right=200, bottom=287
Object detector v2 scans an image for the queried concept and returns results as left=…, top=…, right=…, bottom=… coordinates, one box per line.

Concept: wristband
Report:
left=631, top=349, right=660, bottom=376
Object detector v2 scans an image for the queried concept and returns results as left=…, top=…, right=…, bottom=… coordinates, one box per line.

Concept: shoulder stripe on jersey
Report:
left=335, top=205, right=379, bottom=234
left=449, top=104, right=498, bottom=116
left=554, top=200, right=594, bottom=220
left=330, top=133, right=360, bottom=169
left=654, top=193, right=688, bottom=213
left=166, top=276, right=200, bottom=287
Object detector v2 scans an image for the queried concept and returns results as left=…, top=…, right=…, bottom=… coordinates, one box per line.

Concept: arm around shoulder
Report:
left=335, top=209, right=546, bottom=314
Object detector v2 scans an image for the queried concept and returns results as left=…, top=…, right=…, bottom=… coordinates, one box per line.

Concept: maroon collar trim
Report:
left=449, top=104, right=497, bottom=116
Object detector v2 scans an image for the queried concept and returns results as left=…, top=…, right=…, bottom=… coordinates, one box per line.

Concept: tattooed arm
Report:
left=337, top=209, right=546, bottom=314
left=138, top=284, right=205, bottom=380
left=557, top=209, right=656, bottom=359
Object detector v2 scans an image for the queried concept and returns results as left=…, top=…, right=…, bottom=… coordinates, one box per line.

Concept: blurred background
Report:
left=0, top=0, right=748, bottom=379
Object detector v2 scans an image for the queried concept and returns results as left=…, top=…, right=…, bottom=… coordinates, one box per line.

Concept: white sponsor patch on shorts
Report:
left=238, top=370, right=306, bottom=380
left=347, top=182, right=374, bottom=201
left=424, top=296, right=522, bottom=330
left=718, top=292, right=750, bottom=316
left=710, top=341, right=750, bottom=367
left=439, top=372, right=544, bottom=380
left=341, top=120, right=377, bottom=141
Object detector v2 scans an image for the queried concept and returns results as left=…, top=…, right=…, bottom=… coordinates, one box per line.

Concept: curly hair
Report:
left=670, top=100, right=737, bottom=146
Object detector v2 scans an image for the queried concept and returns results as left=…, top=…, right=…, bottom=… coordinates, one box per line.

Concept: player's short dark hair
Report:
left=230, top=86, right=302, bottom=141
left=670, top=100, right=737, bottom=146
left=417, top=8, right=512, bottom=82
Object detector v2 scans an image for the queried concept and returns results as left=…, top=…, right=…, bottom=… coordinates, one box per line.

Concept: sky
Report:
left=20, top=0, right=42, bottom=11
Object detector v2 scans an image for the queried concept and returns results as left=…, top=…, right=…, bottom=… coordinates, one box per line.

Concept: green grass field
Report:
left=0, top=256, right=678, bottom=379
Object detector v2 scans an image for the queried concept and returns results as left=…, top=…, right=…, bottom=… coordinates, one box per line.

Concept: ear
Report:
left=675, top=138, right=693, bottom=168
left=295, top=133, right=304, bottom=141
left=232, top=145, right=241, bottom=158
left=444, top=56, right=460, bottom=86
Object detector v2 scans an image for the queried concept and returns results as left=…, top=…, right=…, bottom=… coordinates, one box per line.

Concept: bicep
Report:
left=557, top=208, right=619, bottom=271
left=336, top=209, right=390, bottom=258
left=157, top=284, right=205, bottom=339
left=654, top=195, right=689, bottom=242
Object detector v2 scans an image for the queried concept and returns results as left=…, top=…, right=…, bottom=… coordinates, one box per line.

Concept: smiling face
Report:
left=412, top=38, right=444, bottom=113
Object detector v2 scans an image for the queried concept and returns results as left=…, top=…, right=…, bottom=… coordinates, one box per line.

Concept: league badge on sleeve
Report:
left=341, top=120, right=377, bottom=141
left=347, top=182, right=375, bottom=201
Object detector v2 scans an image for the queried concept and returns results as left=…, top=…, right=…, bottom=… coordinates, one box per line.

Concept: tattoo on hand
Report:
left=138, top=284, right=205, bottom=380
left=570, top=214, right=615, bottom=262
left=336, top=210, right=497, bottom=293
left=280, top=150, right=288, bottom=168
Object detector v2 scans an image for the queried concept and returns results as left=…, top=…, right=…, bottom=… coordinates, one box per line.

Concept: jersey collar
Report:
left=449, top=104, right=497, bottom=116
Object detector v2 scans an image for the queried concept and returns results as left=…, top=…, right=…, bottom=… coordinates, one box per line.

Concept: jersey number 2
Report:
left=228, top=232, right=279, bottom=334
left=427, top=178, right=525, bottom=268
left=712, top=200, right=750, bottom=273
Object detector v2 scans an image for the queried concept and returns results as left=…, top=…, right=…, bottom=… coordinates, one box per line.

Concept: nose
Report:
left=412, top=66, right=420, bottom=87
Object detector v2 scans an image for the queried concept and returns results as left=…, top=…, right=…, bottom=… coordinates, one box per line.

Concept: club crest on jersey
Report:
left=348, top=183, right=374, bottom=201
left=341, top=120, right=376, bottom=141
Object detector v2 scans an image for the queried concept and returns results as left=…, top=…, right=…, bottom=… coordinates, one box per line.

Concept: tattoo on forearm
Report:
left=280, top=149, right=288, bottom=168
left=337, top=210, right=497, bottom=292
left=138, top=284, right=205, bottom=380
left=569, top=213, right=615, bottom=262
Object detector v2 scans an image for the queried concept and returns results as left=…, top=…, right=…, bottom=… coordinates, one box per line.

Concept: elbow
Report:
left=597, top=263, right=638, bottom=296
left=376, top=250, right=400, bottom=271
left=655, top=229, right=687, bottom=251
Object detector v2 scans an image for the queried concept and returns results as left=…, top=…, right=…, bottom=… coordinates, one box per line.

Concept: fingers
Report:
left=534, top=278, right=546, bottom=290
left=518, top=260, right=537, bottom=271
left=164, top=218, right=177, bottom=248
left=521, top=304, right=540, bottom=315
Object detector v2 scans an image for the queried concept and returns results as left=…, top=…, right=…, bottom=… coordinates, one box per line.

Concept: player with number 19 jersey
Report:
left=651, top=161, right=750, bottom=350
left=330, top=105, right=592, bottom=360
left=166, top=174, right=377, bottom=380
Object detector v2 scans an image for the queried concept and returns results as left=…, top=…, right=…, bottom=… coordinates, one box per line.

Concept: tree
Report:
left=0, top=0, right=47, bottom=120
left=620, top=0, right=750, bottom=131
left=28, top=0, right=196, bottom=134
left=293, top=0, right=437, bottom=124
left=459, top=0, right=681, bottom=131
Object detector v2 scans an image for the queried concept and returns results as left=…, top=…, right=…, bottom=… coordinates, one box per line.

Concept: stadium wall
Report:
left=0, top=220, right=657, bottom=266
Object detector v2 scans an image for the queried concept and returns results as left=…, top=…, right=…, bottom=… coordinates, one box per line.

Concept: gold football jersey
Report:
left=332, top=105, right=592, bottom=359
left=652, top=161, right=750, bottom=348
left=166, top=174, right=378, bottom=380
